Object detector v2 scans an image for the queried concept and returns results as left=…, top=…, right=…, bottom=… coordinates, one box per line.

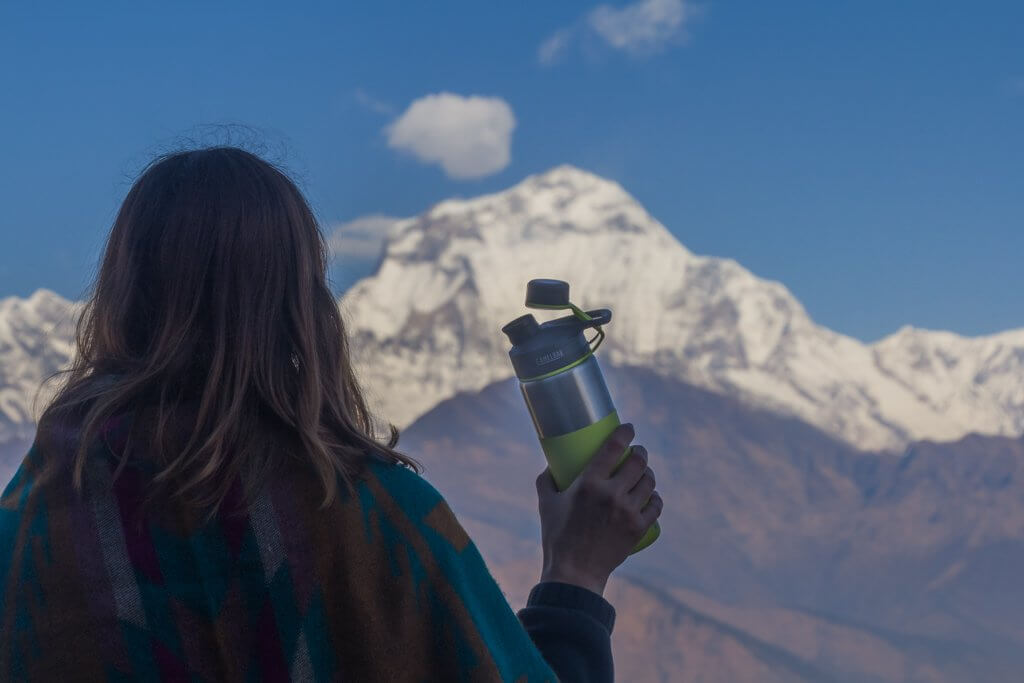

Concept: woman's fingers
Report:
left=639, top=491, right=664, bottom=527
left=582, top=423, right=636, bottom=482
left=612, top=444, right=648, bottom=490
left=628, top=466, right=656, bottom=507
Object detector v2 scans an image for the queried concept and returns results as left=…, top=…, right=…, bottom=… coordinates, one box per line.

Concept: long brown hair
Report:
left=34, top=145, right=420, bottom=521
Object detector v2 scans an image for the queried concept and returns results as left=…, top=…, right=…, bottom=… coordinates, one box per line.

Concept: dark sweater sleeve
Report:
left=516, top=581, right=616, bottom=683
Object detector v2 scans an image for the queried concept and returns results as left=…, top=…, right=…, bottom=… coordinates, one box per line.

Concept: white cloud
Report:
left=326, top=215, right=402, bottom=262
left=354, top=88, right=395, bottom=116
left=538, top=0, right=695, bottom=64
left=385, top=93, right=517, bottom=180
left=538, top=29, right=572, bottom=65
left=589, top=0, right=692, bottom=53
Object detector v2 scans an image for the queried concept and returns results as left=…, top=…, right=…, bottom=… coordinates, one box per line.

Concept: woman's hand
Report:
left=534, top=423, right=663, bottom=596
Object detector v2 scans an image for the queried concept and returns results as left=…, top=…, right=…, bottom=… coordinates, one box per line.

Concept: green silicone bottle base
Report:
left=539, top=411, right=661, bottom=555
left=632, top=520, right=660, bottom=554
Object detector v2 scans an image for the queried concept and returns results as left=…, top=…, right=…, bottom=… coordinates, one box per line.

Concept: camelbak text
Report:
left=536, top=349, right=565, bottom=366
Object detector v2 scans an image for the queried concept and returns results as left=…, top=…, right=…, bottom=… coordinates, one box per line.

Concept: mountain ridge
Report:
left=339, top=164, right=1024, bottom=451
left=1, top=165, right=1021, bottom=453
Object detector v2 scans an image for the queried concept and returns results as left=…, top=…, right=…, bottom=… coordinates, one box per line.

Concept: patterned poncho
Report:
left=0, top=409, right=568, bottom=682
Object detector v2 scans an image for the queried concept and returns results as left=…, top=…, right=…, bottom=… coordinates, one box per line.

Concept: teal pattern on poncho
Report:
left=0, top=410, right=557, bottom=682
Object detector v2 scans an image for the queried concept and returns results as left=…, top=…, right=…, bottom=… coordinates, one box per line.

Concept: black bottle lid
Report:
left=525, top=279, right=570, bottom=308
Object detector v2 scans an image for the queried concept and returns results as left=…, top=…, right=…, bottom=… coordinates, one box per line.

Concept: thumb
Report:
left=535, top=467, right=558, bottom=496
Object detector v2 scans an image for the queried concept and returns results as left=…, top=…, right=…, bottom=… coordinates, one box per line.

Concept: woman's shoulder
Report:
left=361, top=457, right=446, bottom=512
left=359, top=457, right=472, bottom=555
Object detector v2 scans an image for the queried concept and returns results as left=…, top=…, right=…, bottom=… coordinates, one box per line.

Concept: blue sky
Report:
left=1, top=0, right=1021, bottom=342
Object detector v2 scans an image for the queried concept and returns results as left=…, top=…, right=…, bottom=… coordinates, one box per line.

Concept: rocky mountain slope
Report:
left=399, top=365, right=1024, bottom=682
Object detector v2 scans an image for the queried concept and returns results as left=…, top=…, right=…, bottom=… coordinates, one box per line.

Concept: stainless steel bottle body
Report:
left=520, top=356, right=615, bottom=440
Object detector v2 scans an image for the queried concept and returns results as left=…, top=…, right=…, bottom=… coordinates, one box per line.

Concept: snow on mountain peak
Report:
left=0, top=289, right=81, bottom=442
left=870, top=325, right=1024, bottom=437
left=413, top=164, right=674, bottom=244
left=338, top=166, right=1024, bottom=451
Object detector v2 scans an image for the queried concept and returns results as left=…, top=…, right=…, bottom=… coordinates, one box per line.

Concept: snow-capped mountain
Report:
left=340, top=165, right=1024, bottom=452
left=873, top=326, right=1024, bottom=439
left=1, top=166, right=1021, bottom=453
left=0, top=289, right=81, bottom=445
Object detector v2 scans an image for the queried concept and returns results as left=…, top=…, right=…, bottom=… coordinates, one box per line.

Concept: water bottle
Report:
left=501, top=278, right=661, bottom=554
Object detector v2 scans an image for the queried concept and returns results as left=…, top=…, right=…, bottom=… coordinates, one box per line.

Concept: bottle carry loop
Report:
left=525, top=301, right=608, bottom=355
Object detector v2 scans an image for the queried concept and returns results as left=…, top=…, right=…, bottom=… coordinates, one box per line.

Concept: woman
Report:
left=0, top=146, right=663, bottom=682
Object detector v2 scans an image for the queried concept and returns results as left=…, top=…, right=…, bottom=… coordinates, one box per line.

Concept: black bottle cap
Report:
left=526, top=279, right=570, bottom=308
